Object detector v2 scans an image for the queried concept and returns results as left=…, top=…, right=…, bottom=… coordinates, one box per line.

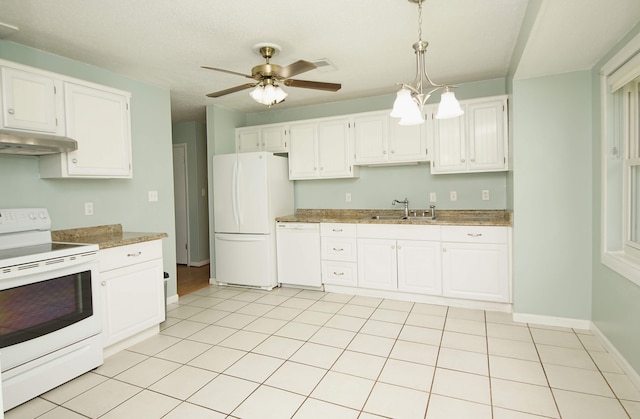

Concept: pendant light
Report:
left=390, top=0, right=463, bottom=125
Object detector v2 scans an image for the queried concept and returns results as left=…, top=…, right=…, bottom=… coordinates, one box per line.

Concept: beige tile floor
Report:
left=6, top=284, right=640, bottom=418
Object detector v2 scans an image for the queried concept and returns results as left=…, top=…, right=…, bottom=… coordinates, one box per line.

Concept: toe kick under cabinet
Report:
left=99, top=240, right=165, bottom=350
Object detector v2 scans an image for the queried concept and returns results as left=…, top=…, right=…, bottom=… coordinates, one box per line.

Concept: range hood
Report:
left=0, top=130, right=78, bottom=156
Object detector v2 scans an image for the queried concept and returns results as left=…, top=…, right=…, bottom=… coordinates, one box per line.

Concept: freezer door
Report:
left=214, top=233, right=277, bottom=289
left=213, top=153, right=239, bottom=233
left=236, top=153, right=270, bottom=234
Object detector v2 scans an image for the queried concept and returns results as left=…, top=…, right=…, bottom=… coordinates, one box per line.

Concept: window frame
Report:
left=601, top=32, right=640, bottom=286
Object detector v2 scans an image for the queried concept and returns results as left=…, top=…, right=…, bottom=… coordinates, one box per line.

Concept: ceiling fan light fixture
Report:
left=390, top=0, right=463, bottom=123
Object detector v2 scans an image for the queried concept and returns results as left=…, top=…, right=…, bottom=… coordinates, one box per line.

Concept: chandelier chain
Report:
left=417, top=0, right=423, bottom=42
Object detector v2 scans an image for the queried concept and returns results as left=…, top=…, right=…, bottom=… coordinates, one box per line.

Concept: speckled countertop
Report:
left=52, top=224, right=168, bottom=249
left=276, top=209, right=512, bottom=226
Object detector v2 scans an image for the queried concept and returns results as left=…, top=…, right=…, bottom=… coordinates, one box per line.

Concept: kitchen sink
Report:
left=368, top=215, right=436, bottom=221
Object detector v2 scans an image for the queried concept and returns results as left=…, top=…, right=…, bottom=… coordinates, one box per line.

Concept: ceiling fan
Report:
left=202, top=43, right=341, bottom=106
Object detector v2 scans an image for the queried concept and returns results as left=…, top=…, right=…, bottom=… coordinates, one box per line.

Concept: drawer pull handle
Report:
left=332, top=229, right=343, bottom=232
left=333, top=247, right=344, bottom=252
left=333, top=271, right=344, bottom=276
left=127, top=251, right=142, bottom=257
left=467, top=233, right=483, bottom=237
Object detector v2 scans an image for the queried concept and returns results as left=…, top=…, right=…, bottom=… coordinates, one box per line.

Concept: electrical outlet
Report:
left=482, top=190, right=490, bottom=201
left=148, top=191, right=158, bottom=202
left=345, top=192, right=352, bottom=203
left=450, top=191, right=457, bottom=201
left=429, top=192, right=437, bottom=203
left=84, top=202, right=94, bottom=216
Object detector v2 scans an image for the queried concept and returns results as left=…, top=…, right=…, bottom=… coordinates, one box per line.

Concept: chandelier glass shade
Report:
left=391, top=0, right=463, bottom=125
left=250, top=81, right=287, bottom=106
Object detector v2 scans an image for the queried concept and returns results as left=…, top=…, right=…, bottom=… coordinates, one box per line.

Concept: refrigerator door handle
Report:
left=236, top=159, right=243, bottom=226
left=217, top=235, right=267, bottom=242
left=231, top=160, right=240, bottom=227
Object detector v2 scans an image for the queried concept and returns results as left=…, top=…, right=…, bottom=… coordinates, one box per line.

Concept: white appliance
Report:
left=213, top=152, right=293, bottom=289
left=276, top=222, right=322, bottom=289
left=0, top=208, right=102, bottom=411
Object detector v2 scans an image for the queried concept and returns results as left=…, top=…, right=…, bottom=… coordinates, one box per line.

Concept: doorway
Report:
left=172, top=144, right=189, bottom=265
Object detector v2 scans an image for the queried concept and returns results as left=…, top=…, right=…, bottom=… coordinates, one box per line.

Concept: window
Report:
left=601, top=33, right=640, bottom=285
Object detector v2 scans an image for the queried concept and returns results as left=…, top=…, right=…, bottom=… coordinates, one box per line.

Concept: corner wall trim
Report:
left=591, top=322, right=640, bottom=392
left=512, top=312, right=591, bottom=330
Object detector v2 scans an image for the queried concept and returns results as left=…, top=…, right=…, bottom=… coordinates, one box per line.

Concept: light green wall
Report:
left=0, top=41, right=178, bottom=298
left=512, top=71, right=592, bottom=320
left=591, top=23, right=640, bottom=373
left=172, top=121, right=209, bottom=264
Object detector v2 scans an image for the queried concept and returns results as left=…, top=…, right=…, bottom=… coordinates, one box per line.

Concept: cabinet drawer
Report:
left=320, top=223, right=357, bottom=237
left=99, top=240, right=163, bottom=272
left=441, top=226, right=508, bottom=244
left=321, top=237, right=357, bottom=262
left=322, top=261, right=357, bottom=286
left=357, top=224, right=441, bottom=241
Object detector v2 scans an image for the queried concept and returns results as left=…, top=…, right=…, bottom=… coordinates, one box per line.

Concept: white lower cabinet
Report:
left=441, top=226, right=510, bottom=302
left=357, top=224, right=441, bottom=294
left=321, top=223, right=358, bottom=286
left=99, top=240, right=165, bottom=348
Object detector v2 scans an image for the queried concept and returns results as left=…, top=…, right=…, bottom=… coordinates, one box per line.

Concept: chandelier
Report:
left=390, top=0, right=463, bottom=125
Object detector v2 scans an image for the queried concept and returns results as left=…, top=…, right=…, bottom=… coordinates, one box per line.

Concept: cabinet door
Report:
left=431, top=110, right=467, bottom=173
left=353, top=113, right=388, bottom=164
left=1, top=66, right=64, bottom=134
left=467, top=98, right=507, bottom=172
left=236, top=127, right=261, bottom=152
left=262, top=125, right=288, bottom=152
left=441, top=242, right=509, bottom=302
left=317, top=118, right=353, bottom=178
left=397, top=240, right=442, bottom=295
left=64, top=82, right=131, bottom=177
left=357, top=238, right=397, bottom=290
left=101, top=258, right=165, bottom=347
left=288, top=123, right=318, bottom=179
left=388, top=121, right=427, bottom=163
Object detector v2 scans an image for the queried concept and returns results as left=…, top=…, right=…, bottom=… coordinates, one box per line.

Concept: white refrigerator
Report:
left=212, top=151, right=293, bottom=289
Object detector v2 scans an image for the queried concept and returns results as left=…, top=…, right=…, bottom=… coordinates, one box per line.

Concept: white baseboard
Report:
left=591, top=322, right=640, bottom=392
left=189, top=259, right=210, bottom=267
left=166, top=294, right=179, bottom=305
left=512, top=312, right=592, bottom=330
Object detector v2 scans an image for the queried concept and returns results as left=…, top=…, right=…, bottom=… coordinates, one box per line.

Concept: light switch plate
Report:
left=482, top=190, right=490, bottom=201
left=450, top=191, right=457, bottom=201
left=429, top=192, right=437, bottom=203
left=148, top=191, right=158, bottom=202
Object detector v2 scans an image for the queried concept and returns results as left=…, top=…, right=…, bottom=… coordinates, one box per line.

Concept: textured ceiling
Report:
left=1, top=0, right=639, bottom=122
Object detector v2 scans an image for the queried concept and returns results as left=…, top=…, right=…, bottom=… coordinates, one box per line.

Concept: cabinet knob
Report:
left=461, top=158, right=466, bottom=163
left=101, top=281, right=106, bottom=286
left=390, top=150, right=395, bottom=154
left=383, top=150, right=387, bottom=154
left=72, top=158, right=78, bottom=164
left=7, top=108, right=14, bottom=115
left=397, top=245, right=401, bottom=249
left=391, top=245, right=395, bottom=250
left=443, top=248, right=447, bottom=252
left=471, top=158, right=475, bottom=162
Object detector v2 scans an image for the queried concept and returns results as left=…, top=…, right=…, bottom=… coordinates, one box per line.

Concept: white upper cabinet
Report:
left=431, top=95, right=508, bottom=174
left=354, top=111, right=428, bottom=165
left=40, top=82, right=132, bottom=178
left=236, top=124, right=288, bottom=153
left=0, top=66, right=64, bottom=135
left=288, top=117, right=357, bottom=180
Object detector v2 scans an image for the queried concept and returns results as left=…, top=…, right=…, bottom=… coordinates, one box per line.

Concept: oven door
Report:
left=0, top=257, right=101, bottom=372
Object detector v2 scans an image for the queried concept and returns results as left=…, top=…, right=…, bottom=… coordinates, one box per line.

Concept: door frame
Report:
left=173, top=143, right=190, bottom=265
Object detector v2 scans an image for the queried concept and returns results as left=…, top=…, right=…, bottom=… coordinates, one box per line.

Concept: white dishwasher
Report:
left=276, top=222, right=322, bottom=289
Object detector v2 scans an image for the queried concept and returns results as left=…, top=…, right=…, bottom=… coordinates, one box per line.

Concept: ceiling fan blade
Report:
left=283, top=79, right=341, bottom=92
left=201, top=66, right=254, bottom=79
left=275, top=60, right=317, bottom=79
left=206, top=83, right=257, bottom=98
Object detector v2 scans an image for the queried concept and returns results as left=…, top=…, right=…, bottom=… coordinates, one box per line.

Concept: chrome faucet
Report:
left=392, top=198, right=409, bottom=218
left=429, top=205, right=436, bottom=220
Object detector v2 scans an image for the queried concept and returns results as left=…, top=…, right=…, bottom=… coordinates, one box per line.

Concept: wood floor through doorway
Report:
left=176, top=264, right=210, bottom=296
